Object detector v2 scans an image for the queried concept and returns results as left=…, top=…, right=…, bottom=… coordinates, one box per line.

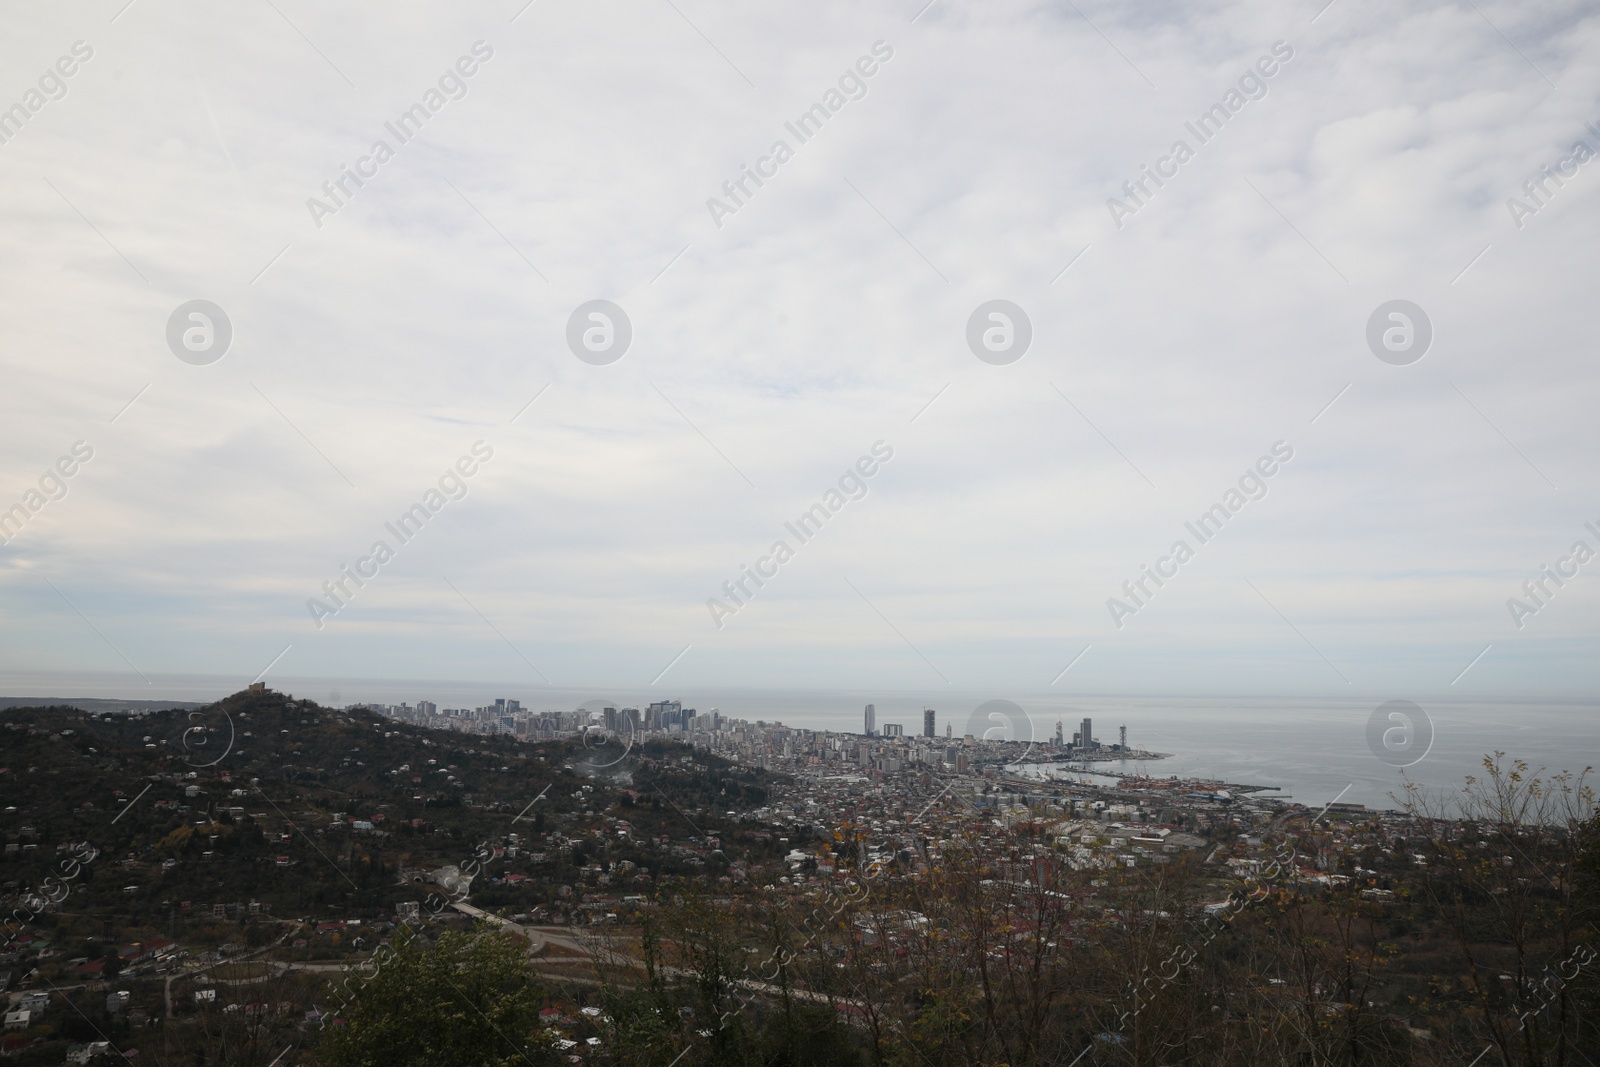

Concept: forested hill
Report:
left=0, top=687, right=787, bottom=924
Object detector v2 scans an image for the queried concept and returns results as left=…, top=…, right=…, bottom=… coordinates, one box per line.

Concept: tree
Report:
left=1400, top=754, right=1597, bottom=1065
left=318, top=928, right=559, bottom=1067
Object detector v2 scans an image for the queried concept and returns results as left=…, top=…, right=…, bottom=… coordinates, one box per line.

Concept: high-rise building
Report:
left=648, top=699, right=683, bottom=729
left=864, top=703, right=875, bottom=736
left=882, top=723, right=903, bottom=737
left=923, top=708, right=936, bottom=737
left=1080, top=717, right=1094, bottom=751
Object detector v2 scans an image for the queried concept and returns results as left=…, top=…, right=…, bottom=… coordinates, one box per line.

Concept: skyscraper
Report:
left=648, top=699, right=683, bottom=729
left=1080, top=717, right=1094, bottom=751
left=864, top=703, right=875, bottom=736
left=923, top=708, right=936, bottom=737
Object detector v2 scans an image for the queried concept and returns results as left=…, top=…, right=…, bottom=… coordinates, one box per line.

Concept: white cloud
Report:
left=1, top=0, right=1597, bottom=703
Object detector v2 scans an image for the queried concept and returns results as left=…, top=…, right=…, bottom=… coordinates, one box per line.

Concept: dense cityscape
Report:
left=361, top=697, right=1164, bottom=775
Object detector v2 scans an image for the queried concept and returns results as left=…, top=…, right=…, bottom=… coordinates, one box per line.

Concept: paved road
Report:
left=445, top=904, right=593, bottom=958
left=158, top=914, right=848, bottom=1015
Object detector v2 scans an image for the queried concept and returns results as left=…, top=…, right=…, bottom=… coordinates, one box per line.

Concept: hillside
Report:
left=0, top=686, right=789, bottom=930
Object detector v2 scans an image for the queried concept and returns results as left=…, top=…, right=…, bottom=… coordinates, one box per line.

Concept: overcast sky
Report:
left=1, top=0, right=1597, bottom=706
